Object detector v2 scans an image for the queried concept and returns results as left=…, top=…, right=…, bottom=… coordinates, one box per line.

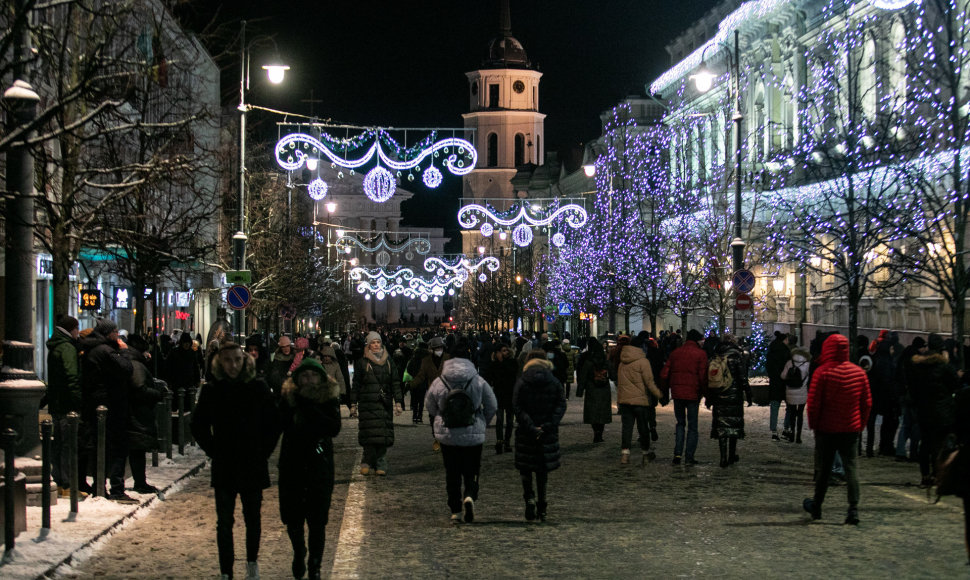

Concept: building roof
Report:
left=481, top=0, right=532, bottom=70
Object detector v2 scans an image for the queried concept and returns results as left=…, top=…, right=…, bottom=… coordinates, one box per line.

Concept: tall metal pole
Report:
left=233, top=21, right=249, bottom=339
left=731, top=29, right=745, bottom=273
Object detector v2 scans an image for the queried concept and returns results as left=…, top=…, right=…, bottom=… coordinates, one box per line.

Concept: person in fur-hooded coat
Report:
left=350, top=332, right=403, bottom=475
left=278, top=358, right=341, bottom=580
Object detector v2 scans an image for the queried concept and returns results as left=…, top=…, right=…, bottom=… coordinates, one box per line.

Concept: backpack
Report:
left=708, top=355, right=732, bottom=391
left=440, top=377, right=478, bottom=428
left=786, top=363, right=803, bottom=391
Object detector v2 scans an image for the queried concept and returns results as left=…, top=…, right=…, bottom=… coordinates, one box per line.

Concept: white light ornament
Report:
left=480, top=223, right=494, bottom=237
left=422, top=165, right=443, bottom=188
left=458, top=201, right=588, bottom=231
left=308, top=178, right=328, bottom=200
left=512, top=224, right=533, bottom=247
left=552, top=232, right=566, bottom=248
left=364, top=166, right=396, bottom=203
left=867, top=0, right=919, bottom=8
left=335, top=232, right=432, bottom=256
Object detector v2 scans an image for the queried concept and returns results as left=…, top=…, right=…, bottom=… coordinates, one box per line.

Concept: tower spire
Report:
left=500, top=0, right=511, bottom=35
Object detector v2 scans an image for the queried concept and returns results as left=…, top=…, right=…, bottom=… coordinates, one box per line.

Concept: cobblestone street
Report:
left=68, top=398, right=967, bottom=579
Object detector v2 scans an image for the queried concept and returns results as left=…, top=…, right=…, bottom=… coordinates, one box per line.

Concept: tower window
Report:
left=488, top=84, right=499, bottom=108
left=487, top=133, right=498, bottom=167
left=514, top=133, right=525, bottom=166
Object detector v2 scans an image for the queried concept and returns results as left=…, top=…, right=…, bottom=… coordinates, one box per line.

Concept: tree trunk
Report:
left=51, top=224, right=75, bottom=318
left=847, top=281, right=860, bottom=363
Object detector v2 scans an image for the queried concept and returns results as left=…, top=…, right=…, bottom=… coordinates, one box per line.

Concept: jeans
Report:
left=362, top=445, right=388, bottom=472
left=783, top=404, right=805, bottom=438
left=813, top=432, right=860, bottom=508
left=215, top=487, right=263, bottom=575
left=619, top=404, right=650, bottom=451
left=769, top=400, right=782, bottom=432
left=495, top=407, right=514, bottom=444
left=440, top=444, right=483, bottom=513
left=896, top=403, right=920, bottom=458
left=673, top=399, right=699, bottom=460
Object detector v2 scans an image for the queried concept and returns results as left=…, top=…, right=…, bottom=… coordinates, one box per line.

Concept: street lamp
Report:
left=234, top=20, right=288, bottom=338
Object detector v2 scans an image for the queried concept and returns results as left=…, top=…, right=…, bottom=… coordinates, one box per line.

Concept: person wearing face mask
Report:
left=413, top=336, right=449, bottom=451
left=350, top=332, right=404, bottom=475
left=191, top=341, right=282, bottom=580
left=268, top=336, right=296, bottom=398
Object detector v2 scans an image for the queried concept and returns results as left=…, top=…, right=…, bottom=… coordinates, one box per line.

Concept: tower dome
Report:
left=482, top=0, right=532, bottom=69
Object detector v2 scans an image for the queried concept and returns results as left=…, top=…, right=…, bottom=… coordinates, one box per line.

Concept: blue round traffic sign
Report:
left=732, top=269, right=756, bottom=294
left=226, top=284, right=252, bottom=310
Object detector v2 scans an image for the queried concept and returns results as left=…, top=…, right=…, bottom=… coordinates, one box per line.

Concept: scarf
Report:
left=289, top=350, right=305, bottom=373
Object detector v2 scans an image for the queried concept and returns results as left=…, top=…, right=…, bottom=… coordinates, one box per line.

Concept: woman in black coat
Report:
left=765, top=332, right=791, bottom=439
left=350, top=332, right=403, bottom=476
left=708, top=341, right=747, bottom=468
left=124, top=335, right=167, bottom=494
left=513, top=351, right=567, bottom=522
left=278, top=358, right=341, bottom=580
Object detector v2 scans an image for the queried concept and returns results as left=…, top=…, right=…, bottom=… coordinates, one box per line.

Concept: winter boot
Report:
left=525, top=498, right=537, bottom=521
left=287, top=526, right=306, bottom=579
left=495, top=440, right=504, bottom=454
left=620, top=449, right=631, bottom=465
left=308, top=558, right=323, bottom=580
left=719, top=438, right=729, bottom=468
left=845, top=505, right=859, bottom=525
left=537, top=501, right=547, bottom=522
left=729, top=437, right=740, bottom=464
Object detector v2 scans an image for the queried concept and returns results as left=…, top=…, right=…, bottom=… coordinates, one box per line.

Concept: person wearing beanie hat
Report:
left=80, top=316, right=134, bottom=501
left=164, top=326, right=202, bottom=414
left=121, top=334, right=166, bottom=495
left=350, top=329, right=404, bottom=476
left=267, top=335, right=296, bottom=398
left=910, top=332, right=960, bottom=488
left=659, top=329, right=710, bottom=465
left=47, top=314, right=82, bottom=496
left=191, top=340, right=281, bottom=580
left=277, top=357, right=341, bottom=579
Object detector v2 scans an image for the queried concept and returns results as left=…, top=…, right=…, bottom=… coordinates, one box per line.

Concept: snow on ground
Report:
left=0, top=447, right=206, bottom=580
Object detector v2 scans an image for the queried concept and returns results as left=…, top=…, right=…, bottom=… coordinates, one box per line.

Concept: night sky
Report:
left=181, top=0, right=723, bottom=234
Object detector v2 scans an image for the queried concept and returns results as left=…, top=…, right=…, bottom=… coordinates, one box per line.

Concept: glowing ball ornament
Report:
left=422, top=165, right=443, bottom=188
left=364, top=166, right=396, bottom=203
left=480, top=223, right=494, bottom=237
left=512, top=224, right=533, bottom=247
left=552, top=232, right=566, bottom=248
left=308, top=178, right=328, bottom=200
left=479, top=273, right=487, bottom=282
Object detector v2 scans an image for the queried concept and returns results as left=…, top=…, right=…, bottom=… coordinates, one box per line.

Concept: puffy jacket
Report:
left=124, top=350, right=166, bottom=451
left=351, top=349, right=403, bottom=448
left=616, top=346, right=662, bottom=406
left=781, top=349, right=810, bottom=406
left=909, top=350, right=959, bottom=436
left=661, top=340, right=708, bottom=401
left=513, top=359, right=567, bottom=473
left=425, top=358, right=497, bottom=447
left=766, top=338, right=791, bottom=401
left=80, top=331, right=134, bottom=442
left=807, top=334, right=872, bottom=433
left=46, top=329, right=81, bottom=415
left=563, top=346, right=577, bottom=380
left=709, top=346, right=747, bottom=438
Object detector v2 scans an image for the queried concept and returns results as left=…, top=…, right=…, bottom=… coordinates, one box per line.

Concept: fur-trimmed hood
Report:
left=280, top=373, right=340, bottom=405
left=524, top=357, right=554, bottom=372
left=210, top=350, right=257, bottom=383
left=911, top=351, right=949, bottom=366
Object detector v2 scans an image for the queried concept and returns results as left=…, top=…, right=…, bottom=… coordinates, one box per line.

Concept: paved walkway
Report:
left=61, top=398, right=969, bottom=578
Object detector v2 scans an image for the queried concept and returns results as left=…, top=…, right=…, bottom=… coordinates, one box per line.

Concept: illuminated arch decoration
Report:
left=423, top=256, right=500, bottom=278
left=334, top=233, right=432, bottom=256
left=458, top=201, right=588, bottom=230
left=275, top=128, right=477, bottom=203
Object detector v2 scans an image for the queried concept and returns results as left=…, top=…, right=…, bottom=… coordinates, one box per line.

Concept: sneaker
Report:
left=360, top=464, right=371, bottom=476
left=245, top=560, right=260, bottom=579
left=432, top=440, right=441, bottom=453
left=803, top=498, right=821, bottom=520
left=525, top=499, right=537, bottom=521
left=107, top=492, right=139, bottom=504
left=620, top=450, right=630, bottom=465
left=375, top=469, right=387, bottom=476
left=772, top=433, right=781, bottom=441
left=684, top=458, right=699, bottom=466
left=463, top=497, right=475, bottom=523
left=845, top=506, right=859, bottom=525
left=450, top=512, right=463, bottom=524
left=672, top=456, right=682, bottom=465
left=132, top=484, right=159, bottom=494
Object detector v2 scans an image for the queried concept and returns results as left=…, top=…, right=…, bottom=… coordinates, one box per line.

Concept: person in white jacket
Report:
left=425, top=342, right=498, bottom=524
left=781, top=347, right=811, bottom=443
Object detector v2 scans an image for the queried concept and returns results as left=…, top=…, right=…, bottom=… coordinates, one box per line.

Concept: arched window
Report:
left=487, top=133, right=498, bottom=167
left=861, top=37, right=877, bottom=121
left=514, top=133, right=525, bottom=166
left=889, top=20, right=907, bottom=111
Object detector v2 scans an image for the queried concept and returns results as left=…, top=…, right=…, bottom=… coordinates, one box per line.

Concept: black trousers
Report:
left=813, top=432, right=860, bottom=508
left=128, top=450, right=148, bottom=487
left=215, top=487, right=263, bottom=575
left=495, top=407, right=514, bottom=443
left=440, top=444, right=483, bottom=513
left=520, top=469, right=548, bottom=504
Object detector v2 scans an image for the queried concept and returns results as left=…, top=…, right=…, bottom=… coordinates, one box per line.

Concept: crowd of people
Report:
left=43, top=318, right=970, bottom=576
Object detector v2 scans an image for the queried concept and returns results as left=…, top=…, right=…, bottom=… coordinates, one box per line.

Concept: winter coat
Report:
left=425, top=358, right=498, bottom=447
left=579, top=354, right=613, bottom=425
left=781, top=350, right=810, bottom=406
left=544, top=343, right=569, bottom=385
left=46, top=329, right=81, bottom=415
left=277, top=360, right=341, bottom=526
left=164, top=345, right=201, bottom=391
left=765, top=338, right=791, bottom=401
left=868, top=340, right=897, bottom=416
left=616, top=346, right=662, bottom=406
left=480, top=356, right=518, bottom=410
left=80, top=331, right=134, bottom=447
left=709, top=347, right=747, bottom=439
left=125, top=350, right=166, bottom=451
left=660, top=340, right=708, bottom=401
left=412, top=352, right=448, bottom=391
left=351, top=348, right=403, bottom=448
left=191, top=352, right=281, bottom=490
left=807, top=334, right=872, bottom=434
left=909, top=350, right=959, bottom=438
left=267, top=348, right=295, bottom=397
left=563, top=346, right=577, bottom=381
left=513, top=359, right=567, bottom=473
left=318, top=345, right=346, bottom=396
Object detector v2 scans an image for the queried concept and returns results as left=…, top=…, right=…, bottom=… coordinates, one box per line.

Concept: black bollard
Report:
left=187, top=385, right=197, bottom=445
left=177, top=388, right=185, bottom=455
left=152, top=400, right=164, bottom=468
left=163, top=390, right=173, bottom=461
left=66, top=412, right=79, bottom=514
left=3, top=428, right=18, bottom=555
left=40, top=419, right=52, bottom=531
left=95, top=405, right=107, bottom=498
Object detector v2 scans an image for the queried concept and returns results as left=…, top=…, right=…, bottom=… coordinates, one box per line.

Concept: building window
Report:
left=488, top=84, right=499, bottom=108
left=535, top=135, right=540, bottom=162
left=487, top=133, right=498, bottom=167
left=514, top=133, right=525, bottom=166
left=861, top=37, right=877, bottom=121
left=889, top=20, right=907, bottom=110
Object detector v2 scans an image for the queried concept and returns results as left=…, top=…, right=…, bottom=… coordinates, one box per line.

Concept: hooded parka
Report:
left=351, top=347, right=403, bottom=448
left=425, top=357, right=498, bottom=446
left=807, top=334, right=872, bottom=434
left=513, top=359, right=567, bottom=473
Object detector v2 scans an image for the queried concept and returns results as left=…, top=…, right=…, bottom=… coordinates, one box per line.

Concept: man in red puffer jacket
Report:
left=660, top=329, right=709, bottom=466
left=803, top=333, right=871, bottom=525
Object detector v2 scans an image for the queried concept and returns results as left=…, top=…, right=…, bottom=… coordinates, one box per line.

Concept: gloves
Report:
left=659, top=396, right=670, bottom=407
left=349, top=404, right=358, bottom=418
left=394, top=403, right=404, bottom=416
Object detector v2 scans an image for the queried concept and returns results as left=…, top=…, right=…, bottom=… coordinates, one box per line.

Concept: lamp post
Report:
left=234, top=20, right=288, bottom=339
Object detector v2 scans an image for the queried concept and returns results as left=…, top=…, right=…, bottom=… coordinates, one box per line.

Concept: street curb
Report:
left=35, top=458, right=208, bottom=580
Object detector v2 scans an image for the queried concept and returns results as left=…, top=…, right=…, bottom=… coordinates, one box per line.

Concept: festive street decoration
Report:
left=363, top=166, right=396, bottom=202
left=308, top=178, right=328, bottom=200
left=458, top=200, right=588, bottom=230
left=347, top=254, right=499, bottom=302
left=512, top=224, right=533, bottom=247
left=552, top=232, right=566, bottom=248
left=334, top=232, right=432, bottom=256
left=422, top=165, right=443, bottom=188
left=424, top=255, right=500, bottom=278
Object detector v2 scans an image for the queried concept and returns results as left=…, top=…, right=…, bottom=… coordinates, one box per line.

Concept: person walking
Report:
left=562, top=339, right=576, bottom=399
left=513, top=350, right=567, bottom=522
left=660, top=329, right=708, bottom=465
left=910, top=333, right=960, bottom=488
left=412, top=336, right=448, bottom=451
left=191, top=341, right=282, bottom=580
left=577, top=338, right=613, bottom=443
left=425, top=347, right=497, bottom=523
left=164, top=331, right=201, bottom=412
left=405, top=340, right=430, bottom=423
left=708, top=339, right=748, bottom=468
left=46, top=314, right=83, bottom=497
left=616, top=335, right=663, bottom=465
left=267, top=336, right=296, bottom=398
left=766, top=331, right=792, bottom=440
left=123, top=334, right=166, bottom=494
left=780, top=346, right=810, bottom=444
left=278, top=358, right=341, bottom=580
left=350, top=332, right=404, bottom=476
left=803, top=333, right=871, bottom=525
left=480, top=342, right=518, bottom=454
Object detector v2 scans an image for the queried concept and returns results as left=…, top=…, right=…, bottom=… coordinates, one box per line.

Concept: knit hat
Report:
left=365, top=331, right=382, bottom=345
left=94, top=319, right=118, bottom=336
left=178, top=331, right=193, bottom=345
left=686, top=329, right=704, bottom=343
left=911, top=336, right=927, bottom=349
left=56, top=314, right=79, bottom=333
left=293, top=356, right=327, bottom=379
left=927, top=333, right=944, bottom=353
left=428, top=336, right=444, bottom=349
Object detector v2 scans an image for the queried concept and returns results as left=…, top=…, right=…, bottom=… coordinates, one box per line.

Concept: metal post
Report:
left=233, top=20, right=249, bottom=339
left=731, top=29, right=745, bottom=274
left=66, top=412, right=79, bottom=514
left=177, top=388, right=186, bottom=455
left=95, top=406, right=107, bottom=498
left=163, top=390, right=173, bottom=460
left=3, top=428, right=17, bottom=555
left=40, top=420, right=52, bottom=531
